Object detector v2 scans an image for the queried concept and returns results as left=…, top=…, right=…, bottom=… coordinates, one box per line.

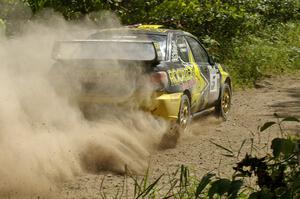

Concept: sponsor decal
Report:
left=209, top=67, right=220, bottom=92
left=167, top=66, right=195, bottom=86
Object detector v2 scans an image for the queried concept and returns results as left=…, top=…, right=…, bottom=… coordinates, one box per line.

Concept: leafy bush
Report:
left=2, top=0, right=300, bottom=86
left=0, top=18, right=5, bottom=37
left=23, top=0, right=299, bottom=40
left=233, top=116, right=300, bottom=198
left=224, top=23, right=300, bottom=87
left=0, top=0, right=31, bottom=35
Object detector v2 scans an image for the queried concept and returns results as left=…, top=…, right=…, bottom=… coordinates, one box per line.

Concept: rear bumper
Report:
left=78, top=92, right=182, bottom=121
left=150, top=93, right=182, bottom=120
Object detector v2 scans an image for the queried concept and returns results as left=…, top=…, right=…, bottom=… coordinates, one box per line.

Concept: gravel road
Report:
left=61, top=74, right=300, bottom=198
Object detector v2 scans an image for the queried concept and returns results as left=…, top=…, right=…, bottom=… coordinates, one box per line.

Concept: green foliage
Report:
left=0, top=18, right=5, bottom=37
left=195, top=173, right=215, bottom=197
left=208, top=178, right=243, bottom=199
left=225, top=23, right=300, bottom=87
left=233, top=136, right=300, bottom=199
left=26, top=0, right=111, bottom=19
left=2, top=0, right=300, bottom=86
left=271, top=138, right=295, bottom=158
left=22, top=0, right=299, bottom=40
left=148, top=0, right=257, bottom=44
left=0, top=0, right=31, bottom=35
left=233, top=116, right=300, bottom=198
left=0, top=0, right=29, bottom=19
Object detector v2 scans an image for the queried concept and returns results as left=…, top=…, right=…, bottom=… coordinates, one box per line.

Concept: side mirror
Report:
left=208, top=55, right=215, bottom=65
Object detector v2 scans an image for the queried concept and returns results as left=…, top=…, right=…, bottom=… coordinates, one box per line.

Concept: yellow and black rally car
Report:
left=51, top=25, right=232, bottom=129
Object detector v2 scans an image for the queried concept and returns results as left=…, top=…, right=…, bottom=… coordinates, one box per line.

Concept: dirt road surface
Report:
left=61, top=75, right=300, bottom=198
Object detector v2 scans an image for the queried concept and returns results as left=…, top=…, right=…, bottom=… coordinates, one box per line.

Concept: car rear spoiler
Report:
left=52, top=39, right=159, bottom=62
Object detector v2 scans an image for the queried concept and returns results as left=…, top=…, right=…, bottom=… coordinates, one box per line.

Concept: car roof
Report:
left=90, top=25, right=195, bottom=38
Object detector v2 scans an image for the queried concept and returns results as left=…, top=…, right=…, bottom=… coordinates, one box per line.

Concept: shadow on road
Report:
left=270, top=86, right=300, bottom=135
left=271, top=87, right=300, bottom=118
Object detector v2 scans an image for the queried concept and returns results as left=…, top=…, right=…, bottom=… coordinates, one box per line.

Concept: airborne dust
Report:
left=0, top=13, right=169, bottom=197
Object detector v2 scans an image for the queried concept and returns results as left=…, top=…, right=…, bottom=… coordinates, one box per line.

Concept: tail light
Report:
left=150, top=71, right=169, bottom=90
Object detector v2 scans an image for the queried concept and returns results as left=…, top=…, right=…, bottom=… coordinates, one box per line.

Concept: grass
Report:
left=99, top=165, right=216, bottom=199
left=224, top=22, right=300, bottom=88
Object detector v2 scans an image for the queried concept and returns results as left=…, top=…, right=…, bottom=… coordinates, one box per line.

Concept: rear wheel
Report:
left=178, top=94, right=191, bottom=130
left=159, top=94, right=191, bottom=149
left=215, top=83, right=231, bottom=120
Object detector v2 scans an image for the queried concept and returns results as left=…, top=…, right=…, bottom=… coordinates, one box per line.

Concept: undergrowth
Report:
left=224, top=22, right=300, bottom=88
left=1, top=1, right=300, bottom=88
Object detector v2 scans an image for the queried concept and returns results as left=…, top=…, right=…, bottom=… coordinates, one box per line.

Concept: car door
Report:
left=185, top=36, right=221, bottom=110
left=166, top=34, right=206, bottom=112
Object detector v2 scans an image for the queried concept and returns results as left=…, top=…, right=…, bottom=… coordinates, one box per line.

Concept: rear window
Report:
left=90, top=32, right=167, bottom=60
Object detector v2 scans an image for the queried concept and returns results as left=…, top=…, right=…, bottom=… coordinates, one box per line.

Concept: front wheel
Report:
left=215, top=83, right=232, bottom=120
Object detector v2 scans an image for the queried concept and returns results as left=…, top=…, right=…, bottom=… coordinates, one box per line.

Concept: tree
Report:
left=0, top=18, right=6, bottom=37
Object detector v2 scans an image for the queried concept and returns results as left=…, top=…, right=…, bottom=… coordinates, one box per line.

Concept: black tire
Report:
left=159, top=94, right=191, bottom=149
left=215, top=83, right=232, bottom=121
left=178, top=94, right=191, bottom=130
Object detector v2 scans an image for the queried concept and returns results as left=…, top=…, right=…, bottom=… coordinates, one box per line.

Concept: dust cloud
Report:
left=0, top=13, right=168, bottom=197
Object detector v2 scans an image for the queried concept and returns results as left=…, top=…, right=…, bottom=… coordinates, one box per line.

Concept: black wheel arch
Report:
left=219, top=77, right=232, bottom=101
left=183, top=89, right=192, bottom=103
left=225, top=77, right=232, bottom=93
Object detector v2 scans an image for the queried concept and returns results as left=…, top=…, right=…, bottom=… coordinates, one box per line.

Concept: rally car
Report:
left=51, top=25, right=232, bottom=130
